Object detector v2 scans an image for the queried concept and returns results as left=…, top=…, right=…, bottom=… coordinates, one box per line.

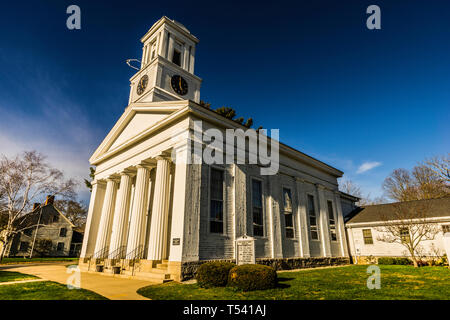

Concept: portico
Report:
left=82, top=153, right=176, bottom=263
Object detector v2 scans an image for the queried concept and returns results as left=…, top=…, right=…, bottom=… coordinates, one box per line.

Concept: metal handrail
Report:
left=93, top=246, right=109, bottom=260
left=122, top=245, right=145, bottom=276
left=108, top=245, right=127, bottom=260
left=125, top=245, right=144, bottom=260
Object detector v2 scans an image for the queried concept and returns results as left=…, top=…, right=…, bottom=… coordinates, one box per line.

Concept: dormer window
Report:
left=172, top=49, right=181, bottom=66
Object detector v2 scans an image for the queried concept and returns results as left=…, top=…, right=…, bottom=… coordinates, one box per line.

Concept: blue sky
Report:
left=0, top=0, right=448, bottom=203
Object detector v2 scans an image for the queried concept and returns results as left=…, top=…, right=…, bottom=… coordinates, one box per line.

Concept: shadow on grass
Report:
left=276, top=277, right=294, bottom=288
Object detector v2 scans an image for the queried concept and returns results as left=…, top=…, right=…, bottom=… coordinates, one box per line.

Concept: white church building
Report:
left=79, top=17, right=352, bottom=282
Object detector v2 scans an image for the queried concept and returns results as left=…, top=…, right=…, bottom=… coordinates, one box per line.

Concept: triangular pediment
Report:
left=90, top=100, right=190, bottom=164
left=109, top=112, right=169, bottom=150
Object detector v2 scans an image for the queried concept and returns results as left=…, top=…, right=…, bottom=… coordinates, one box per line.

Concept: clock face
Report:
left=171, top=75, right=188, bottom=96
left=136, top=75, right=148, bottom=95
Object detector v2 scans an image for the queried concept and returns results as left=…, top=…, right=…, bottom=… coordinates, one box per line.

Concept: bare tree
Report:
left=376, top=200, right=440, bottom=267
left=339, top=179, right=386, bottom=205
left=424, top=154, right=450, bottom=184
left=339, top=179, right=362, bottom=198
left=383, top=165, right=449, bottom=202
left=0, top=151, right=76, bottom=262
left=54, top=199, right=87, bottom=229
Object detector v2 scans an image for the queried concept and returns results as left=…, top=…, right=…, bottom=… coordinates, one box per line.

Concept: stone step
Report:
left=156, top=263, right=168, bottom=269
left=149, top=267, right=169, bottom=274
left=122, top=270, right=171, bottom=281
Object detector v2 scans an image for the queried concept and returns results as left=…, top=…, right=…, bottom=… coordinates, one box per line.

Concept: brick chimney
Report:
left=32, top=203, right=40, bottom=210
left=44, top=195, right=55, bottom=206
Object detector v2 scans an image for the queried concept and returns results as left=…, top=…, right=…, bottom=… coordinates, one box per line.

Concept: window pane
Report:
left=210, top=168, right=224, bottom=233
left=327, top=201, right=335, bottom=225
left=307, top=195, right=318, bottom=240
left=252, top=180, right=262, bottom=208
left=210, top=200, right=223, bottom=221
left=253, top=225, right=264, bottom=237
left=253, top=207, right=263, bottom=226
left=252, top=180, right=264, bottom=237
left=60, top=228, right=66, bottom=237
left=210, top=221, right=223, bottom=233
left=286, top=228, right=294, bottom=239
left=285, top=213, right=293, bottom=228
left=331, top=232, right=337, bottom=241
left=362, top=229, right=373, bottom=244
left=210, top=169, right=223, bottom=200
left=307, top=195, right=315, bottom=217
left=172, top=50, right=181, bottom=66
left=400, top=228, right=409, bottom=243
left=283, top=188, right=292, bottom=212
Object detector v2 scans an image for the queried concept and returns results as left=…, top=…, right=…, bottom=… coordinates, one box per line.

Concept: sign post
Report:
left=235, top=235, right=255, bottom=265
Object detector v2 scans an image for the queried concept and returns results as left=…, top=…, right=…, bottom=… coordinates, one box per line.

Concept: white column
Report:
left=126, top=165, right=151, bottom=258
left=147, top=156, right=172, bottom=261
left=334, top=192, right=349, bottom=257
left=189, top=46, right=196, bottom=73
left=316, top=184, right=331, bottom=257
left=295, top=178, right=310, bottom=258
left=80, top=180, right=106, bottom=258
left=159, top=29, right=168, bottom=57
left=94, top=178, right=118, bottom=257
left=168, top=144, right=188, bottom=262
left=108, top=173, right=133, bottom=258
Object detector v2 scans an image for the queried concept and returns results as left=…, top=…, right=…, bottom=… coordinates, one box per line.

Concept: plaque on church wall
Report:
left=235, top=235, right=255, bottom=265
left=172, top=238, right=180, bottom=246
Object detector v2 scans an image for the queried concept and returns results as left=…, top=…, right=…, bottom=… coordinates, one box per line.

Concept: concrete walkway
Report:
left=0, top=263, right=156, bottom=300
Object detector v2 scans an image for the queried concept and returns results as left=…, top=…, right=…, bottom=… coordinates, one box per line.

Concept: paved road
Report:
left=0, top=263, right=155, bottom=300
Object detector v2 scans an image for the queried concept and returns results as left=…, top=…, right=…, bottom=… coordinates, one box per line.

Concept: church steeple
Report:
left=128, top=17, right=202, bottom=104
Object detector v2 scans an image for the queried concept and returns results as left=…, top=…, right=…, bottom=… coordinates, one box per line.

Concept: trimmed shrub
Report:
left=378, top=257, right=412, bottom=265
left=196, top=261, right=235, bottom=288
left=228, top=264, right=277, bottom=291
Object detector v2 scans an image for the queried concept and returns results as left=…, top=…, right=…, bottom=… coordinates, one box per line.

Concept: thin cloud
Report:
left=357, top=161, right=382, bottom=174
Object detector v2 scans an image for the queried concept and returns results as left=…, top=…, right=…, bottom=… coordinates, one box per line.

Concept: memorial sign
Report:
left=235, top=235, right=255, bottom=265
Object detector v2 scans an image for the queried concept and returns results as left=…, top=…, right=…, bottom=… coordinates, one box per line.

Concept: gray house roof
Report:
left=346, top=197, right=450, bottom=224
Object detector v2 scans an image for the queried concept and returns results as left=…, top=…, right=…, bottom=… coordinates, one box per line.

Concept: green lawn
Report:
left=0, top=257, right=79, bottom=265
left=0, top=271, right=38, bottom=283
left=137, top=265, right=450, bottom=300
left=0, top=281, right=108, bottom=300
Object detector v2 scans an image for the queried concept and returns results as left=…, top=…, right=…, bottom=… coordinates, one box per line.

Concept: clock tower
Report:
left=128, top=17, right=202, bottom=104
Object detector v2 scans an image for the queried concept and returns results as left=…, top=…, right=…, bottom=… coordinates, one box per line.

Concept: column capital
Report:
left=120, top=166, right=137, bottom=177
left=91, top=179, right=104, bottom=187
left=136, top=159, right=156, bottom=169
left=106, top=176, right=120, bottom=183
left=154, top=151, right=172, bottom=161
left=315, top=183, right=326, bottom=190
left=295, top=177, right=306, bottom=183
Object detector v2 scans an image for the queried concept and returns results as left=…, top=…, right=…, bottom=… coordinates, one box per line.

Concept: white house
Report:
left=346, top=197, right=450, bottom=263
left=79, top=17, right=352, bottom=282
